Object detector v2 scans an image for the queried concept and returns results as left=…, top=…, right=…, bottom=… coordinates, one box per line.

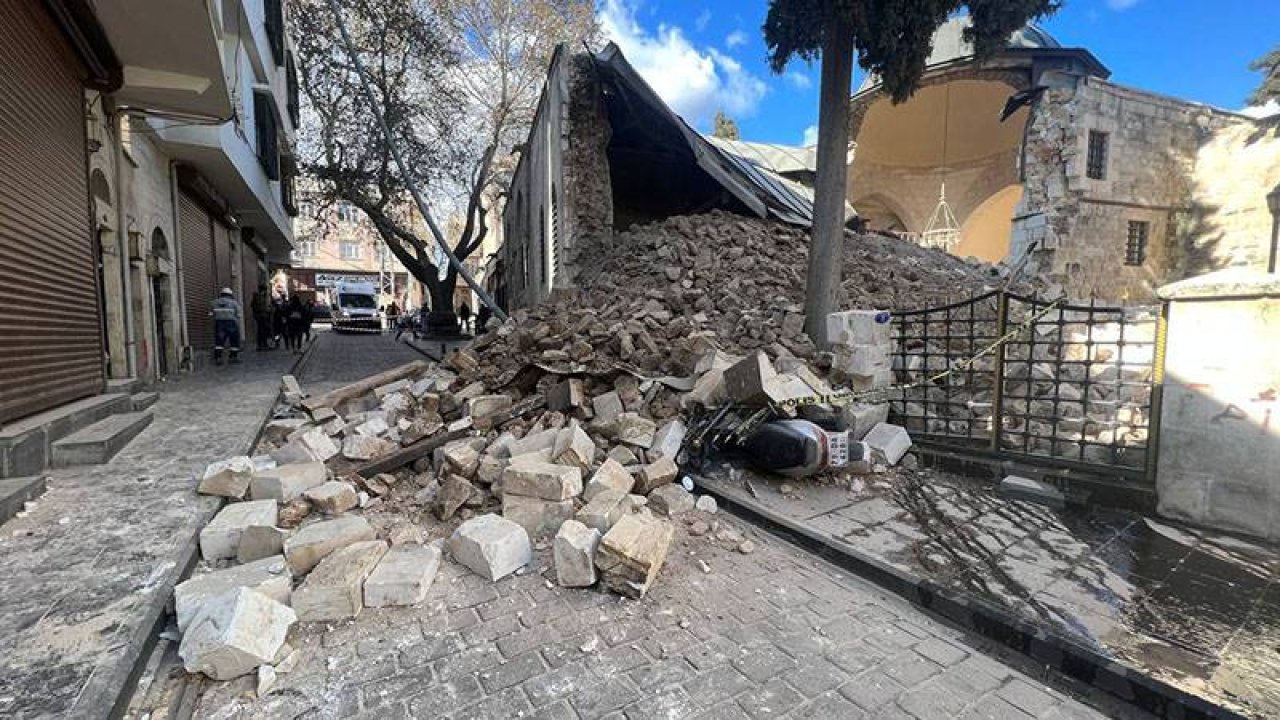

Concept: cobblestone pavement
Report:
left=191, top=512, right=1137, bottom=720
left=299, top=327, right=428, bottom=393
left=0, top=348, right=298, bottom=719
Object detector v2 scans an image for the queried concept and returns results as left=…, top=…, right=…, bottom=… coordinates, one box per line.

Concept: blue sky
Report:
left=597, top=0, right=1278, bottom=146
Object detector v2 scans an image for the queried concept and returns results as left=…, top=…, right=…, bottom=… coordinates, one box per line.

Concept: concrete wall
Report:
left=1156, top=271, right=1280, bottom=541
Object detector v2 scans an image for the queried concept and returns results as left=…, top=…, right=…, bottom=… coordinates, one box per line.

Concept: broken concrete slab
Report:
left=450, top=514, right=532, bottom=581
left=575, top=488, right=629, bottom=535
left=283, top=515, right=376, bottom=574
left=583, top=459, right=634, bottom=502
left=1000, top=475, right=1066, bottom=509
left=173, top=555, right=292, bottom=633
left=501, top=462, right=583, bottom=501
left=634, top=456, right=678, bottom=496
left=179, top=587, right=296, bottom=681
left=364, top=543, right=441, bottom=608
left=648, top=484, right=695, bottom=517
left=303, top=481, right=358, bottom=515
left=649, top=419, right=686, bottom=462
left=595, top=513, right=674, bottom=599
left=552, top=423, right=595, bottom=469
left=503, top=493, right=575, bottom=537
left=863, top=422, right=912, bottom=466
left=292, top=540, right=388, bottom=622
left=554, top=520, right=601, bottom=587
left=200, top=500, right=278, bottom=562
left=250, top=462, right=327, bottom=502
left=198, top=456, right=255, bottom=499
left=237, top=526, right=288, bottom=564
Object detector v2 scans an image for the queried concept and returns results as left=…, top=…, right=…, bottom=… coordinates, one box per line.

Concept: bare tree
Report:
left=293, top=0, right=594, bottom=331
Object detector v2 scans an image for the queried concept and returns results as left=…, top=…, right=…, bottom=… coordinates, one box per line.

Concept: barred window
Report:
left=340, top=241, right=362, bottom=260
left=1087, top=130, right=1108, bottom=180
left=1125, top=221, right=1148, bottom=266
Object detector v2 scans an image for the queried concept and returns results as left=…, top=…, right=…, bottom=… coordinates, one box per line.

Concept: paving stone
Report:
left=790, top=691, right=867, bottom=720
left=504, top=493, right=575, bottom=537
left=736, top=678, right=805, bottom=719
left=479, top=651, right=547, bottom=692
left=179, top=587, right=295, bottom=681
left=554, top=519, right=601, bottom=587
left=197, top=456, right=254, bottom=498
left=997, top=678, right=1061, bottom=716
left=454, top=687, right=535, bottom=720
left=837, top=670, right=905, bottom=711
left=914, top=637, right=969, bottom=667
left=304, top=480, right=359, bottom=514
left=502, top=462, right=583, bottom=501
left=731, top=643, right=798, bottom=682
left=283, top=515, right=376, bottom=574
left=781, top=657, right=848, bottom=698
left=173, top=555, right=292, bottom=633
left=624, top=685, right=697, bottom=720
left=683, top=664, right=754, bottom=708
left=963, top=694, right=1036, bottom=719
left=629, top=657, right=697, bottom=692
left=364, top=543, right=441, bottom=608
left=407, top=675, right=485, bottom=717
left=199, top=500, right=278, bottom=562
left=596, top=513, right=675, bottom=598
left=451, top=513, right=532, bottom=581
left=293, top=540, right=388, bottom=621
left=571, top=675, right=640, bottom=716
left=249, top=461, right=327, bottom=502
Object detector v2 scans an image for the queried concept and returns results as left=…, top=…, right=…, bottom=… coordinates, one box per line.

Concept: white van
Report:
left=332, top=281, right=380, bottom=332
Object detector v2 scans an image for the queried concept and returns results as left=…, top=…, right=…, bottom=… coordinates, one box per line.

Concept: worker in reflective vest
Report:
left=211, top=288, right=243, bottom=365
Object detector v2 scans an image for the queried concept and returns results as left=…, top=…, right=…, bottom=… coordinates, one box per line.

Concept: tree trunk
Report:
left=423, top=266, right=462, bottom=336
left=803, top=18, right=855, bottom=348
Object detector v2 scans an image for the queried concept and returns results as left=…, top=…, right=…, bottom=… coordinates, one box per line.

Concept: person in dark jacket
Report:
left=457, top=302, right=472, bottom=334
left=476, top=304, right=492, bottom=334
left=284, top=296, right=305, bottom=353
left=302, top=299, right=316, bottom=344
left=250, top=285, right=272, bottom=350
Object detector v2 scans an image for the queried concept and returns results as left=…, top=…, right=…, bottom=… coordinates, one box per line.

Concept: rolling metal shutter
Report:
left=0, top=0, right=104, bottom=423
left=240, top=240, right=262, bottom=342
left=180, top=192, right=215, bottom=350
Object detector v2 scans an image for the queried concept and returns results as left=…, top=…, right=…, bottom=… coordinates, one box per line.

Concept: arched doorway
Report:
left=955, top=185, right=1024, bottom=262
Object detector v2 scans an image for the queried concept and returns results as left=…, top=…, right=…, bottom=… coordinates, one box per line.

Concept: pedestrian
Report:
left=250, top=285, right=271, bottom=350
left=284, top=296, right=305, bottom=353
left=271, top=296, right=286, bottom=349
left=457, top=303, right=472, bottom=334
left=302, top=299, right=315, bottom=345
left=210, top=287, right=242, bottom=365
left=476, top=303, right=492, bottom=334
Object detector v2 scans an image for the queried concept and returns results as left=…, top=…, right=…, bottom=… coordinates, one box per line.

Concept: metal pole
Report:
left=321, top=0, right=508, bottom=322
left=1268, top=212, right=1279, bottom=274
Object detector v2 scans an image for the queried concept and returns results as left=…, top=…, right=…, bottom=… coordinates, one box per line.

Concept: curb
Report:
left=95, top=346, right=317, bottom=720
left=695, top=475, right=1246, bottom=720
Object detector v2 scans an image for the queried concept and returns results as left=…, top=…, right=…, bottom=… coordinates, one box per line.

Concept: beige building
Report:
left=288, top=194, right=417, bottom=311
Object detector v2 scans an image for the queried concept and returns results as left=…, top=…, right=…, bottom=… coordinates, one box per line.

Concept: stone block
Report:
left=723, top=352, right=776, bottom=404
left=592, top=391, right=625, bottom=425
left=501, top=462, right=582, bottom=501
left=615, top=413, right=656, bottom=448
left=364, top=543, right=442, bottom=608
left=595, top=513, right=674, bottom=599
left=583, top=459, right=634, bottom=502
left=695, top=495, right=718, bottom=513
left=552, top=423, right=595, bottom=469
left=250, top=462, right=327, bottom=502
left=576, top=488, right=629, bottom=534
left=834, top=344, right=891, bottom=377
left=304, top=481, right=359, bottom=515
left=826, top=310, right=891, bottom=347
left=634, top=456, right=679, bottom=496
left=442, top=442, right=481, bottom=478
left=342, top=434, right=393, bottom=462
left=200, top=500, right=278, bottom=562
left=309, top=406, right=338, bottom=424
left=554, top=520, right=601, bottom=587
left=684, top=367, right=726, bottom=408
left=649, top=420, right=686, bottom=462
left=840, top=403, right=890, bottom=440
left=281, top=375, right=304, bottom=398
left=648, top=484, right=695, bottom=516
left=1000, top=475, right=1065, bottom=509
left=547, top=379, right=585, bottom=412
left=762, top=373, right=815, bottom=406
left=466, top=394, right=513, bottom=420
left=450, top=514, right=532, bottom=581
left=272, top=427, right=339, bottom=464
left=476, top=456, right=506, bottom=485
left=374, top=378, right=411, bottom=398
left=198, top=456, right=255, bottom=499
left=356, top=416, right=390, bottom=438
left=180, top=587, right=296, bottom=681
left=607, top=445, right=640, bottom=466
left=437, top=474, right=474, bottom=520
left=292, top=540, right=388, bottom=622
left=863, top=423, right=912, bottom=466
left=174, top=556, right=292, bottom=633
left=262, top=419, right=309, bottom=445
left=283, top=515, right=376, bottom=574
left=503, top=493, right=574, bottom=537
left=238, top=526, right=288, bottom=564
left=508, top=428, right=559, bottom=457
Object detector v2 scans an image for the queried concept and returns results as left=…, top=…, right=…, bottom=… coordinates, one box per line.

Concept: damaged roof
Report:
left=593, top=42, right=849, bottom=228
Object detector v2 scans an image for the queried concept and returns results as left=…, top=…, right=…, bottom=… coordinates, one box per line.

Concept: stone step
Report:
left=106, top=377, right=143, bottom=395
left=0, top=476, right=47, bottom=525
left=51, top=412, right=153, bottom=468
left=0, top=393, right=133, bottom=478
left=131, top=392, right=160, bottom=411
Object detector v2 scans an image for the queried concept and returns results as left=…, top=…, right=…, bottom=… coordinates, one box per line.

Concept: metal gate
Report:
left=887, top=291, right=1162, bottom=482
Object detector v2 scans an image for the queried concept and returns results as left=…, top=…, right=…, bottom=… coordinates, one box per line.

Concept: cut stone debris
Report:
left=173, top=555, right=292, bottom=633
left=555, top=520, right=601, bottom=588
left=450, top=514, right=531, bottom=581
left=503, top=493, right=574, bottom=537
left=303, top=481, right=359, bottom=515
left=364, top=543, right=441, bottom=608
left=1000, top=474, right=1066, bottom=509
left=292, top=540, right=388, bottom=622
left=249, top=461, right=327, bottom=502
left=863, top=422, right=912, bottom=466
left=723, top=352, right=776, bottom=405
left=695, top=495, right=718, bottom=514
left=582, top=458, right=634, bottom=502
left=591, top=391, right=624, bottom=425
left=648, top=484, right=695, bottom=517
left=552, top=423, right=595, bottom=469
left=576, top=489, right=629, bottom=535
left=237, top=526, right=288, bottom=564
left=649, top=419, right=686, bottom=462
left=437, top=474, right=475, bottom=521
left=272, top=426, right=339, bottom=464
left=502, top=462, right=583, bottom=501
left=614, top=413, right=656, bottom=448
left=595, top=513, right=674, bottom=599
left=200, top=500, right=278, bottom=562
left=179, top=586, right=295, bottom=681
left=634, top=456, right=678, bottom=496
left=547, top=378, right=585, bottom=412
left=841, top=403, right=890, bottom=441
left=283, top=515, right=376, bottom=574
left=198, top=456, right=255, bottom=499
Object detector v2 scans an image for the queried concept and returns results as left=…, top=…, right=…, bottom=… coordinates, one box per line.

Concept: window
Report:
left=340, top=241, right=362, bottom=260
left=265, top=0, right=285, bottom=65
left=1125, top=221, right=1149, bottom=265
left=285, top=51, right=300, bottom=127
left=337, top=202, right=357, bottom=222
left=1086, top=130, right=1108, bottom=180
left=297, top=241, right=316, bottom=258
left=253, top=92, right=280, bottom=181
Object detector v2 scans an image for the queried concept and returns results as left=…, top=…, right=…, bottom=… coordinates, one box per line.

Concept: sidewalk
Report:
left=0, top=348, right=299, bottom=719
left=697, top=462, right=1280, bottom=718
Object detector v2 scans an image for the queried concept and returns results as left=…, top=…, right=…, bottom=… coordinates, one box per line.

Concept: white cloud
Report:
left=725, top=30, right=748, bottom=49
left=802, top=124, right=818, bottom=146
left=695, top=9, right=711, bottom=32
left=1241, top=100, right=1280, bottom=119
left=786, top=71, right=812, bottom=90
left=599, top=0, right=767, bottom=127
left=1105, top=0, right=1141, bottom=10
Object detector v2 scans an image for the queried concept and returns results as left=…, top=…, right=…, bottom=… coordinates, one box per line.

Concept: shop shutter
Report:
left=0, top=0, right=104, bottom=423
left=241, top=242, right=262, bottom=342
left=179, top=192, right=215, bottom=350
